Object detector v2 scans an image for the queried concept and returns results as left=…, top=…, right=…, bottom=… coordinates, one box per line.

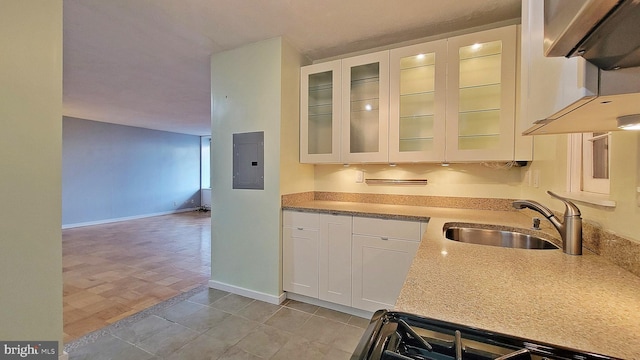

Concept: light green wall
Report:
left=314, top=163, right=524, bottom=198
left=313, top=132, right=639, bottom=243
left=280, top=41, right=314, bottom=195
left=522, top=132, right=640, bottom=242
left=210, top=37, right=311, bottom=297
left=0, top=0, right=63, bottom=349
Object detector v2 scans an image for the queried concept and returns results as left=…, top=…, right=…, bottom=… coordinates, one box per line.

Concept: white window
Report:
left=568, top=132, right=610, bottom=195
left=201, top=136, right=211, bottom=189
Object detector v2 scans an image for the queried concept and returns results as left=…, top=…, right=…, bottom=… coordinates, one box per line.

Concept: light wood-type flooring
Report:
left=62, top=211, right=211, bottom=342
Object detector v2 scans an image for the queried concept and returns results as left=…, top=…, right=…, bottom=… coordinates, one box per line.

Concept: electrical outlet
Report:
left=356, top=170, right=364, bottom=183
left=533, top=170, right=540, bottom=188
left=524, top=170, right=532, bottom=187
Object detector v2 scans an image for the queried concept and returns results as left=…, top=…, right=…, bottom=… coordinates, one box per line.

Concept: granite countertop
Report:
left=282, top=200, right=432, bottom=222
left=284, top=200, right=640, bottom=359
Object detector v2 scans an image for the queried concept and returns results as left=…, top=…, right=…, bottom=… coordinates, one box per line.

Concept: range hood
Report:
left=523, top=0, right=640, bottom=135
left=544, top=0, right=640, bottom=70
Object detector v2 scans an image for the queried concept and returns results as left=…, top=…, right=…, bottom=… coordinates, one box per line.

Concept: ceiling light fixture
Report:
left=617, top=114, right=640, bottom=130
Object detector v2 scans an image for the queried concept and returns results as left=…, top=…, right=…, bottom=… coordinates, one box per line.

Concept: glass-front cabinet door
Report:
left=300, top=60, right=341, bottom=163
left=446, top=25, right=517, bottom=162
left=389, top=40, right=447, bottom=163
left=341, top=51, right=389, bottom=163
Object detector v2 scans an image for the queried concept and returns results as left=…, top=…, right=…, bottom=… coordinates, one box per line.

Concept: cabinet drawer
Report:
left=283, top=210, right=320, bottom=229
left=352, top=217, right=422, bottom=241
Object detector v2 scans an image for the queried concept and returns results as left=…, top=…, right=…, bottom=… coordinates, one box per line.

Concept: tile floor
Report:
left=66, top=288, right=368, bottom=359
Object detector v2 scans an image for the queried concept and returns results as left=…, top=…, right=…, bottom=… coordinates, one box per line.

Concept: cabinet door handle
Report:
left=381, top=236, right=389, bottom=240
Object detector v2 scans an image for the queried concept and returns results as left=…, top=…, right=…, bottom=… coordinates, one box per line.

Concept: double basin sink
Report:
left=443, top=223, right=559, bottom=250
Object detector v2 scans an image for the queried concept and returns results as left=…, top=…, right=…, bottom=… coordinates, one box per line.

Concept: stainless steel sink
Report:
left=443, top=225, right=559, bottom=250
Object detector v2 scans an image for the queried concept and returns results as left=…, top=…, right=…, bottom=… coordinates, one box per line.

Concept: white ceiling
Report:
left=63, top=0, right=521, bottom=136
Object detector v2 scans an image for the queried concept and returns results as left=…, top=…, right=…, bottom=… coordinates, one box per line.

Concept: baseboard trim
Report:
left=285, top=293, right=374, bottom=319
left=61, top=208, right=199, bottom=229
left=208, top=280, right=285, bottom=305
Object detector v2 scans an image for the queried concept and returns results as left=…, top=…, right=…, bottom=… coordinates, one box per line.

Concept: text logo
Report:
left=0, top=342, right=56, bottom=360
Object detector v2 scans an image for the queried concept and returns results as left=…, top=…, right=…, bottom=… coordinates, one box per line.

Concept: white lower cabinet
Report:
left=351, top=217, right=423, bottom=312
left=318, top=214, right=352, bottom=306
left=282, top=210, right=424, bottom=312
left=283, top=212, right=320, bottom=298
left=283, top=211, right=351, bottom=302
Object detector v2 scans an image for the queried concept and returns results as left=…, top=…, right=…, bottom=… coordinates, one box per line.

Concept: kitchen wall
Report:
left=312, top=131, right=640, bottom=243
left=62, top=117, right=201, bottom=228
left=522, top=132, right=640, bottom=242
left=210, top=37, right=312, bottom=301
left=314, top=163, right=524, bottom=199
left=0, top=0, right=63, bottom=352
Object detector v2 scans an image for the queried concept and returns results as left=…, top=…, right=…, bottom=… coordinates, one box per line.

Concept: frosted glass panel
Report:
left=400, top=65, right=435, bottom=94
left=351, top=62, right=379, bottom=80
left=399, top=93, right=434, bottom=118
left=308, top=103, right=332, bottom=116
left=350, top=109, right=379, bottom=153
left=460, top=54, right=501, bottom=88
left=308, top=70, right=333, bottom=155
left=400, top=115, right=434, bottom=138
left=458, top=135, right=500, bottom=150
left=351, top=98, right=379, bottom=112
left=400, top=138, right=433, bottom=152
left=309, top=71, right=332, bottom=110
left=308, top=114, right=332, bottom=154
left=457, top=40, right=503, bottom=151
left=459, top=40, right=502, bottom=60
left=400, top=53, right=435, bottom=68
left=458, top=110, right=501, bottom=136
left=308, top=86, right=332, bottom=107
left=350, top=78, right=379, bottom=101
left=350, top=62, right=380, bottom=153
left=395, top=52, right=437, bottom=154
left=309, top=70, right=333, bottom=86
left=459, top=84, right=501, bottom=112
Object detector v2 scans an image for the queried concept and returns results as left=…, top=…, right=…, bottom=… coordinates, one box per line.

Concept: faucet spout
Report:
left=512, top=199, right=555, bottom=219
left=512, top=191, right=583, bottom=255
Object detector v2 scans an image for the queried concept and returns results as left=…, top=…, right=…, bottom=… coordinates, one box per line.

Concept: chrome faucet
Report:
left=512, top=191, right=583, bottom=255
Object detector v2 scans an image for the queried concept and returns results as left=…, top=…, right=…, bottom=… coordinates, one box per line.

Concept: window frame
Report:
left=567, top=132, right=611, bottom=195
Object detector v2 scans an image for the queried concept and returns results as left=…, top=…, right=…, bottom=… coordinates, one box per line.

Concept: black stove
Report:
left=351, top=310, right=619, bottom=360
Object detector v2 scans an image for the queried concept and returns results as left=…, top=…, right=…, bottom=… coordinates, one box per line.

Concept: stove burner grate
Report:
left=352, top=310, right=620, bottom=360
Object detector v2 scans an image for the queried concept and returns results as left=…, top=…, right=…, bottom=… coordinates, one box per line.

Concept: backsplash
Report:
left=282, top=191, right=640, bottom=277
left=582, top=221, right=640, bottom=277
left=314, top=191, right=515, bottom=211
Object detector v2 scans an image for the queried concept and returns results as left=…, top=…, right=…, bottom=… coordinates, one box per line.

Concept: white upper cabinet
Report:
left=389, top=40, right=447, bottom=163
left=445, top=25, right=518, bottom=162
left=299, top=25, right=527, bottom=164
left=300, top=60, right=342, bottom=163
left=341, top=51, right=390, bottom=163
